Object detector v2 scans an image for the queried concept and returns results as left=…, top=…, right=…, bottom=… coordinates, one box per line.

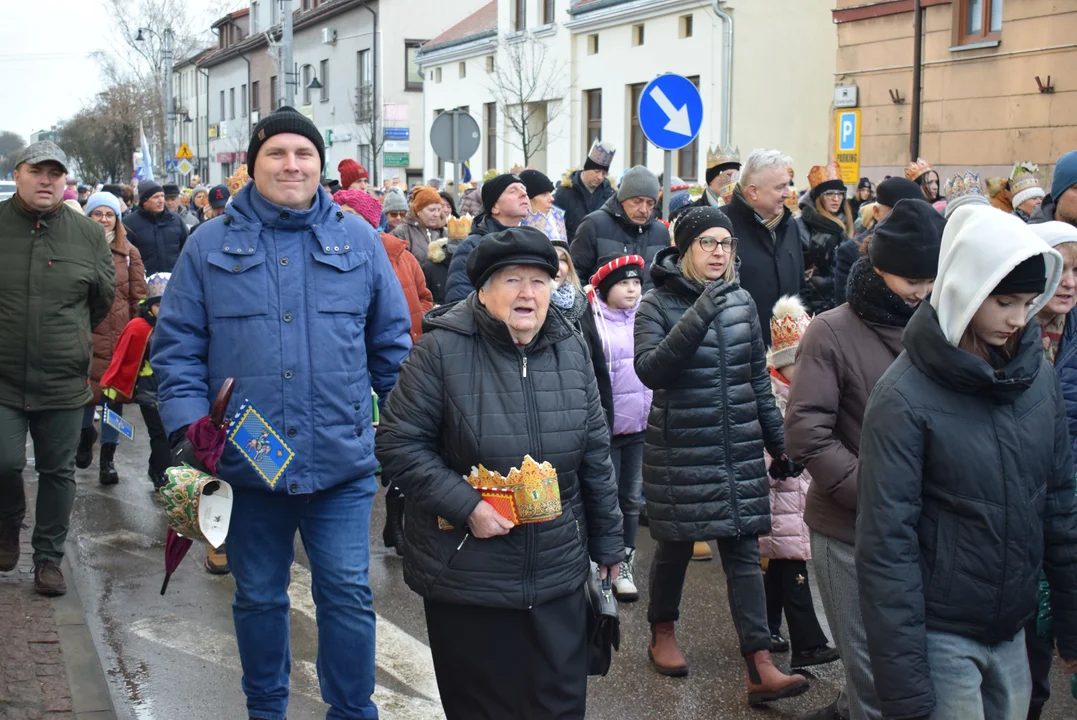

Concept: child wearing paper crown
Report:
left=760, top=296, right=839, bottom=668
left=588, top=253, right=652, bottom=603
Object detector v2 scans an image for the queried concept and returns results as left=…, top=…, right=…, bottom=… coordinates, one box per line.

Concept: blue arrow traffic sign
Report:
left=638, top=74, right=704, bottom=151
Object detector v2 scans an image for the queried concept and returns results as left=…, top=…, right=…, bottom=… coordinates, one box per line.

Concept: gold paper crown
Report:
left=1010, top=162, right=1042, bottom=194
left=905, top=158, right=932, bottom=182
left=447, top=213, right=473, bottom=240
left=719, top=174, right=738, bottom=204
left=808, top=162, right=842, bottom=190
left=943, top=171, right=985, bottom=202
left=785, top=184, right=799, bottom=211
left=465, top=455, right=562, bottom=524
left=768, top=296, right=812, bottom=369
left=226, top=164, right=250, bottom=194
left=707, top=144, right=741, bottom=170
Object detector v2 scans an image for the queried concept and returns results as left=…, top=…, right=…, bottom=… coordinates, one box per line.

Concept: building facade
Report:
left=834, top=0, right=1077, bottom=182
left=418, top=0, right=836, bottom=185
left=172, top=49, right=214, bottom=183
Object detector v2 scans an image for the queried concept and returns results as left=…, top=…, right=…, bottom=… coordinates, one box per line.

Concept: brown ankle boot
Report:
left=648, top=622, right=689, bottom=677
left=33, top=559, right=67, bottom=596
left=0, top=522, right=21, bottom=572
left=745, top=649, right=809, bottom=705
left=205, top=543, right=231, bottom=575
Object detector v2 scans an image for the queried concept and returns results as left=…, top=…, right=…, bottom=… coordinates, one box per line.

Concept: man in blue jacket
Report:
left=152, top=106, right=412, bottom=720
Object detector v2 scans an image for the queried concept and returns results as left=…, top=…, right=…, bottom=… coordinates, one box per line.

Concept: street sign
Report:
left=430, top=110, right=481, bottom=164
left=177, top=159, right=193, bottom=175
left=384, top=127, right=409, bottom=140
left=176, top=143, right=194, bottom=159
left=165, top=159, right=179, bottom=173
left=384, top=153, right=410, bottom=167
left=638, top=74, right=703, bottom=151
left=835, top=109, right=861, bottom=185
left=384, top=140, right=410, bottom=154
left=834, top=85, right=859, bottom=109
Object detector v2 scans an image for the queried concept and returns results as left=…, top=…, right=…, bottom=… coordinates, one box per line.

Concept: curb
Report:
left=52, top=554, right=117, bottom=720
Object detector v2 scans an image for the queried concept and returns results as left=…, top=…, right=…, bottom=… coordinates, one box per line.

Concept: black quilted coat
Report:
left=634, top=247, right=786, bottom=542
left=375, top=295, right=623, bottom=609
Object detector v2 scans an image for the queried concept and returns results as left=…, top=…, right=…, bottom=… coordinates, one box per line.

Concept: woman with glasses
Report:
left=634, top=206, right=810, bottom=706
left=74, top=193, right=146, bottom=484
left=799, top=164, right=854, bottom=316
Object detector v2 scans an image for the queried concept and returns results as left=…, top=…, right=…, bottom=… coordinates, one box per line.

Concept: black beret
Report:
left=466, top=226, right=559, bottom=290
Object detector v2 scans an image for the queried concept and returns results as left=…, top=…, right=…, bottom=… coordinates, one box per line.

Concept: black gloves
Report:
left=169, top=425, right=209, bottom=473
left=768, top=454, right=804, bottom=481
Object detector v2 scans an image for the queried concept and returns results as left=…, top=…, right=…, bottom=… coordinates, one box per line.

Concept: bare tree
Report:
left=60, top=81, right=157, bottom=182
left=487, top=37, right=568, bottom=167
left=0, top=131, right=26, bottom=178
left=350, top=87, right=386, bottom=185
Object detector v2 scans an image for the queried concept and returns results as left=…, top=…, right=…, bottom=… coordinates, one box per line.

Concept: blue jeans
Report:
left=82, top=403, right=122, bottom=445
left=927, top=628, right=1031, bottom=720
left=228, top=479, right=379, bottom=720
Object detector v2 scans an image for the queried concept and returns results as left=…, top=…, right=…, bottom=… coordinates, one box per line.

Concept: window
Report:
left=241, top=84, right=248, bottom=118
left=270, top=0, right=279, bottom=25
left=585, top=89, right=601, bottom=152
left=302, top=0, right=311, bottom=10
left=459, top=61, right=466, bottom=79
left=270, top=75, right=279, bottom=109
left=957, top=0, right=1003, bottom=44
left=677, top=76, right=700, bottom=181
left=632, top=24, right=644, bottom=47
left=357, top=49, right=373, bottom=121
left=229, top=88, right=235, bottom=119
left=435, top=67, right=442, bottom=83
left=485, top=102, right=497, bottom=172
left=251, top=80, right=260, bottom=113
left=680, top=14, right=693, bottom=38
left=629, top=82, right=647, bottom=167
left=514, top=0, right=526, bottom=32
left=405, top=41, right=424, bottom=91
left=219, top=90, right=225, bottom=121
left=320, top=59, right=329, bottom=102
left=486, top=56, right=495, bottom=73
left=587, top=34, right=599, bottom=55
left=543, top=0, right=555, bottom=25
left=303, top=65, right=313, bottom=105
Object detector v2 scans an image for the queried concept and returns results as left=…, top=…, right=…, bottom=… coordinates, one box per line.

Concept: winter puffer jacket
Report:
left=122, top=207, right=188, bottom=275
left=1029, top=194, right=1060, bottom=224
left=759, top=376, right=811, bottom=561
left=634, top=247, right=786, bottom=541
left=90, top=231, right=146, bottom=403
left=443, top=214, right=511, bottom=304
left=857, top=303, right=1077, bottom=719
left=375, top=296, right=624, bottom=609
left=797, top=197, right=846, bottom=316
left=421, top=237, right=459, bottom=305
left=832, top=230, right=868, bottom=307
left=391, top=214, right=446, bottom=264
left=592, top=298, right=651, bottom=436
left=458, top=187, right=483, bottom=218
left=380, top=232, right=433, bottom=343
left=553, top=170, right=615, bottom=242
left=570, top=195, right=671, bottom=293
left=1054, top=310, right=1077, bottom=462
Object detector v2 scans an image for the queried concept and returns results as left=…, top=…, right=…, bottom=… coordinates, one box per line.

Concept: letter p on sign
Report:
left=839, top=112, right=858, bottom=152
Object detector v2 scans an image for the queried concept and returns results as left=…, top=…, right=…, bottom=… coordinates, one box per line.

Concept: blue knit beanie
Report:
left=84, top=192, right=121, bottom=217
left=1052, top=150, right=1077, bottom=199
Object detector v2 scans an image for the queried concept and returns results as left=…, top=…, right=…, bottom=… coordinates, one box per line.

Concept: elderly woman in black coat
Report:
left=375, top=226, right=623, bottom=720
left=634, top=207, right=809, bottom=706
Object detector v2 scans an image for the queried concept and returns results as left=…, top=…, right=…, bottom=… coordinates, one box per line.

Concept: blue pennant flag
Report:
left=462, top=160, right=472, bottom=184
left=102, top=406, right=135, bottom=441
left=227, top=402, right=296, bottom=489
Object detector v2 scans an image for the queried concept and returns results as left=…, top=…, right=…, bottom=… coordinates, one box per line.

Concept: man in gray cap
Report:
left=0, top=141, right=116, bottom=596
left=570, top=165, right=670, bottom=292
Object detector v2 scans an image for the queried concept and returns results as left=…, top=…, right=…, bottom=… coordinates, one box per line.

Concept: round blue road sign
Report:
left=638, top=74, right=704, bottom=151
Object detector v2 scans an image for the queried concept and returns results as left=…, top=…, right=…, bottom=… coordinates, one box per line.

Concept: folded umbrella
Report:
left=160, top=379, right=235, bottom=595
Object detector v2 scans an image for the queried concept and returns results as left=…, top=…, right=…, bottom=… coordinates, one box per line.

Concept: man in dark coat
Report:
left=683, top=144, right=741, bottom=216
left=0, top=141, right=116, bottom=596
left=123, top=178, right=189, bottom=275
left=570, top=165, right=670, bottom=292
left=553, top=139, right=616, bottom=241
left=443, top=173, right=531, bottom=303
left=719, top=149, right=806, bottom=345
left=1030, top=149, right=1077, bottom=227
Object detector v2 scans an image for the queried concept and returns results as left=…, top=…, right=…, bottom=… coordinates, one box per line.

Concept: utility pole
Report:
left=164, top=27, right=175, bottom=183
left=910, top=0, right=923, bottom=160
left=281, top=0, right=294, bottom=107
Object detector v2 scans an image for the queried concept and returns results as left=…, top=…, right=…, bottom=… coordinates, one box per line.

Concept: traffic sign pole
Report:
left=662, top=152, right=672, bottom=221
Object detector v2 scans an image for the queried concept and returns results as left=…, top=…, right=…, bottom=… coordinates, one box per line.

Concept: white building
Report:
left=172, top=48, right=214, bottom=183
left=418, top=0, right=836, bottom=185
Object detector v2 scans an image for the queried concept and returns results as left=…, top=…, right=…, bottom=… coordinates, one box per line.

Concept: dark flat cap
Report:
left=466, top=226, right=559, bottom=290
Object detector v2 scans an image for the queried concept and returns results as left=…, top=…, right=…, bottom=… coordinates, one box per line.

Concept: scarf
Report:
left=106, top=230, right=116, bottom=244
left=846, top=257, right=917, bottom=327
left=734, top=186, right=784, bottom=233
left=1013, top=206, right=1032, bottom=223
left=551, top=282, right=587, bottom=324
left=1040, top=313, right=1065, bottom=365
left=12, top=192, right=63, bottom=218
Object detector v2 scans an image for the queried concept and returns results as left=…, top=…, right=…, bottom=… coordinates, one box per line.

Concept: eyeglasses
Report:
left=90, top=211, right=116, bottom=220
left=822, top=190, right=845, bottom=199
left=696, top=236, right=738, bottom=254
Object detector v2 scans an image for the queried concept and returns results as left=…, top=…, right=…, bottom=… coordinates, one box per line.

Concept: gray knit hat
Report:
left=383, top=190, right=408, bottom=213
left=617, top=165, right=660, bottom=202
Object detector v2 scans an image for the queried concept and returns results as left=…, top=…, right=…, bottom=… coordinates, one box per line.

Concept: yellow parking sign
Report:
left=835, top=109, right=861, bottom=185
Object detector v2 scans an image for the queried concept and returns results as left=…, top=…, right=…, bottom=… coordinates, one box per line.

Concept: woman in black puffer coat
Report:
left=798, top=170, right=853, bottom=316
left=634, top=207, right=809, bottom=706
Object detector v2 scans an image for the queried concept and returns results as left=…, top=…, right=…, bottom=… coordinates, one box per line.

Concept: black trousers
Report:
left=138, top=404, right=171, bottom=476
left=647, top=536, right=772, bottom=655
left=424, top=587, right=588, bottom=720
left=1025, top=615, right=1053, bottom=720
left=764, top=558, right=829, bottom=653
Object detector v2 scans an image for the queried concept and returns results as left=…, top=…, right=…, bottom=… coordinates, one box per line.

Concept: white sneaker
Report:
left=613, top=548, right=638, bottom=601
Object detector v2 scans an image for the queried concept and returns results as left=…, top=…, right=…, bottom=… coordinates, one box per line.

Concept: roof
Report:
left=174, top=47, right=218, bottom=70
left=422, top=1, right=497, bottom=53
left=212, top=6, right=249, bottom=29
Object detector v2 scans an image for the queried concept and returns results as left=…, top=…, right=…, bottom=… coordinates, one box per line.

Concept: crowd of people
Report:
left=2, top=101, right=1077, bottom=720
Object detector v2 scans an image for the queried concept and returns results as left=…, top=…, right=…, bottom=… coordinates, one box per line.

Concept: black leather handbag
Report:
left=584, top=565, right=620, bottom=676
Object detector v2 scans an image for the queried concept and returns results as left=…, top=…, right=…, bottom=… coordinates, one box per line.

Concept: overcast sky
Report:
left=0, top=0, right=229, bottom=144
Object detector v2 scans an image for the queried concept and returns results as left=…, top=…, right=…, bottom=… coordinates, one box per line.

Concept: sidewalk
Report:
left=1, top=513, right=115, bottom=720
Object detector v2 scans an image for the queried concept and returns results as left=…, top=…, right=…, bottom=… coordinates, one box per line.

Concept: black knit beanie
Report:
left=247, top=106, right=326, bottom=176
left=992, top=254, right=1047, bottom=296
left=519, top=169, right=555, bottom=199
left=868, top=198, right=944, bottom=279
left=481, top=173, right=523, bottom=213
left=673, top=207, right=734, bottom=257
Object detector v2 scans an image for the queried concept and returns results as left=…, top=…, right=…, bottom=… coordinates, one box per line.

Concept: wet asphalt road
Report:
left=52, top=411, right=1077, bottom=720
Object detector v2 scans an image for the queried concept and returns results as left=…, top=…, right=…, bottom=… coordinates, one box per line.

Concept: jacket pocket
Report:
left=206, top=251, right=269, bottom=318
left=926, top=511, right=957, bottom=604
left=311, top=252, right=370, bottom=315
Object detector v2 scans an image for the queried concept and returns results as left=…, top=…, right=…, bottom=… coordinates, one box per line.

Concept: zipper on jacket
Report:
left=715, top=311, right=741, bottom=536
left=521, top=357, right=528, bottom=378
left=519, top=351, right=544, bottom=607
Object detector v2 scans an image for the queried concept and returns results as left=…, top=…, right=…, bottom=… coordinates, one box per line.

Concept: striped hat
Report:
left=590, top=254, right=645, bottom=300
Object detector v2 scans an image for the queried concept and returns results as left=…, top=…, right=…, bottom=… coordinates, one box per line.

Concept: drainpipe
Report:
left=910, top=0, right=923, bottom=160
left=710, top=0, right=733, bottom=146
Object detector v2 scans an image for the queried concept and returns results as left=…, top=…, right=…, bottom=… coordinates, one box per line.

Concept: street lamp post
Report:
left=136, top=26, right=176, bottom=183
